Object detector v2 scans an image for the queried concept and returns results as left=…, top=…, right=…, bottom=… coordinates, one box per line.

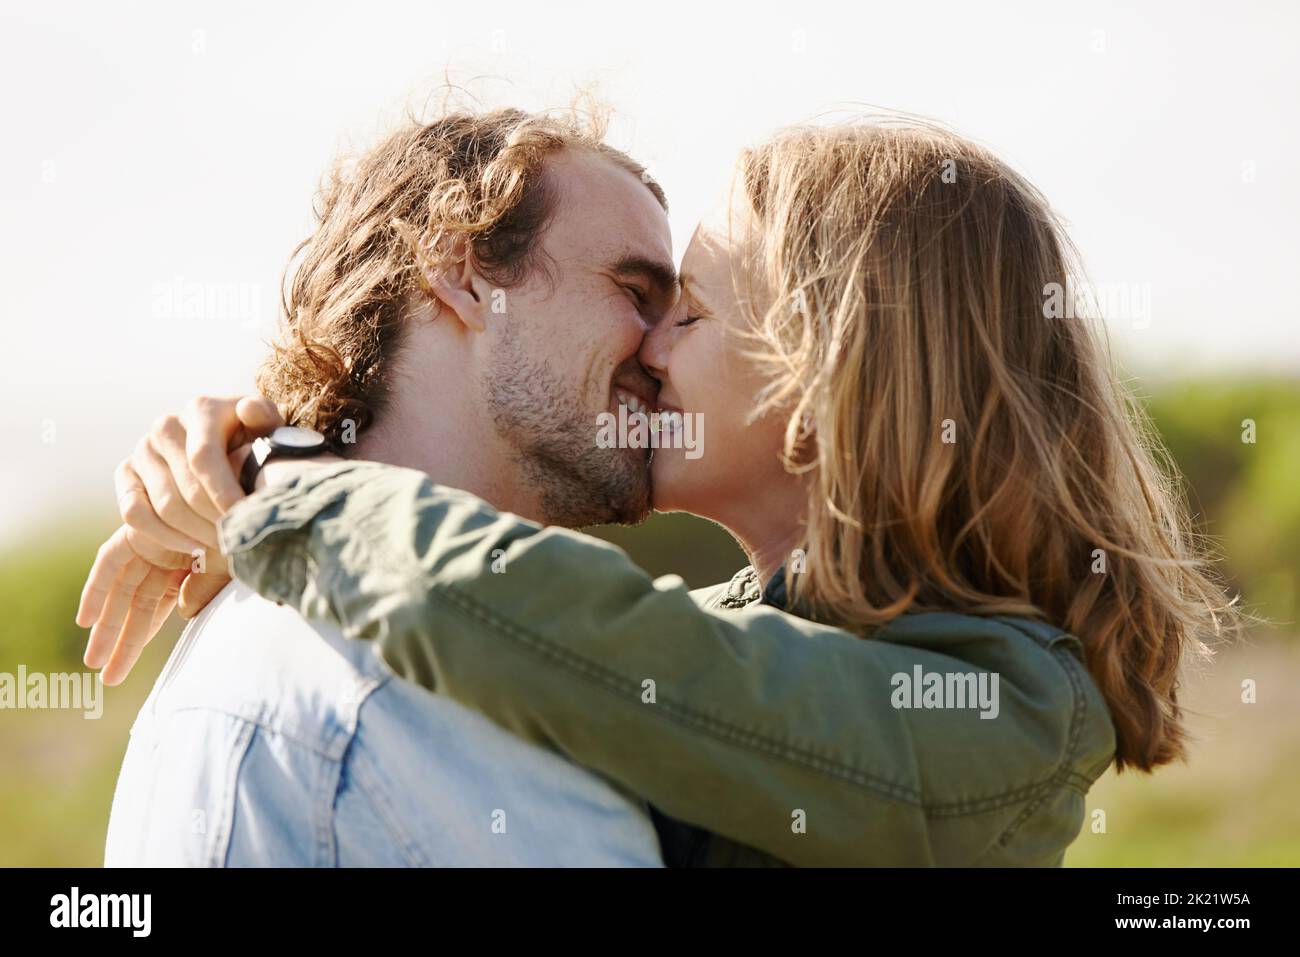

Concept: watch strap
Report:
left=238, top=436, right=275, bottom=495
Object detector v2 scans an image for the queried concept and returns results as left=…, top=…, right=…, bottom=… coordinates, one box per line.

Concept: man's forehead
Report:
left=544, top=149, right=673, bottom=264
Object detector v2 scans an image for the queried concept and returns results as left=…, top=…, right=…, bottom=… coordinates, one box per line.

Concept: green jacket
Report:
left=219, top=461, right=1116, bottom=867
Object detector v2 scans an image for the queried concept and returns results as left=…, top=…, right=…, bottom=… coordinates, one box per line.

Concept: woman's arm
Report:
left=220, top=460, right=1094, bottom=866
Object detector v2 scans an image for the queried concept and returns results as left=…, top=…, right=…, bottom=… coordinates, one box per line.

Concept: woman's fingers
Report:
left=236, top=394, right=284, bottom=435
left=100, top=566, right=183, bottom=686
left=130, top=436, right=220, bottom=551
left=149, top=414, right=223, bottom=523
left=83, top=553, right=151, bottom=672
left=78, top=522, right=188, bottom=665
left=115, top=459, right=205, bottom=556
left=81, top=527, right=187, bottom=681
left=178, top=572, right=232, bottom=619
left=83, top=395, right=285, bottom=679
left=181, top=395, right=280, bottom=515
left=122, top=525, right=194, bottom=570
left=149, top=570, right=185, bottom=635
left=77, top=526, right=134, bottom=631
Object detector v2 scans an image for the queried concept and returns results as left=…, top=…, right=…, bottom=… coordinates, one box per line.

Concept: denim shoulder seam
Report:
left=164, top=693, right=384, bottom=762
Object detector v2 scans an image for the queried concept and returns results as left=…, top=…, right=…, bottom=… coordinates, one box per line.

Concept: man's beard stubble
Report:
left=484, top=323, right=651, bottom=528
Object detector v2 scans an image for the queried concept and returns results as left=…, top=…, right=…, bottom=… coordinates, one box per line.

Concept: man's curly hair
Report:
left=259, top=105, right=666, bottom=450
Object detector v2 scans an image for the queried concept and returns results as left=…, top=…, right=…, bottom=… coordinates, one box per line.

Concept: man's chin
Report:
left=606, top=495, right=651, bottom=527
left=602, top=451, right=652, bottom=526
left=548, top=447, right=650, bottom=528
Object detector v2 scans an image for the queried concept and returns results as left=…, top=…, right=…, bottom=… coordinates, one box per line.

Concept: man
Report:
left=91, top=106, right=679, bottom=865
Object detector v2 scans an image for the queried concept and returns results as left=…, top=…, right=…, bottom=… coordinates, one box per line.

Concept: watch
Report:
left=238, top=425, right=328, bottom=494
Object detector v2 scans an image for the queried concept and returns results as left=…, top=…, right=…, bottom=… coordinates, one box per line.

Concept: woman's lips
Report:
left=654, top=399, right=684, bottom=416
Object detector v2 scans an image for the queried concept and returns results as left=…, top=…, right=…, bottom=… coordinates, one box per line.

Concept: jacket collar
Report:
left=718, top=564, right=791, bottom=612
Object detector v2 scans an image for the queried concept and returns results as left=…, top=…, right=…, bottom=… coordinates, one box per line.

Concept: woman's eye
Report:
left=675, top=314, right=702, bottom=328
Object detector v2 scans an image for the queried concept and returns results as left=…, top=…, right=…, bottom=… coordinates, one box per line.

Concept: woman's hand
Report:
left=79, top=395, right=283, bottom=684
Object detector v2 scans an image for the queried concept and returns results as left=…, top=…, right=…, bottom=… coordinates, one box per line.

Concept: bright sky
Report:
left=2, top=0, right=1297, bottom=545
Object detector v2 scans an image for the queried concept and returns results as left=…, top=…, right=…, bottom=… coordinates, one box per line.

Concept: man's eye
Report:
left=675, top=314, right=702, bottom=328
left=622, top=285, right=648, bottom=306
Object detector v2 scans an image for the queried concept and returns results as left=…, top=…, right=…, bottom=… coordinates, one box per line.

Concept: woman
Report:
left=81, top=119, right=1232, bottom=866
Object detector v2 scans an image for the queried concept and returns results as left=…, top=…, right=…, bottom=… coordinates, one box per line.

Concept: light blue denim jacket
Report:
left=104, top=581, right=663, bottom=867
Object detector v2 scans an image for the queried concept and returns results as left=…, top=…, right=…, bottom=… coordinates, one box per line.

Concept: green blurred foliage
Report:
left=1141, top=378, right=1300, bottom=630
left=0, top=513, right=115, bottom=673
left=0, top=514, right=182, bottom=866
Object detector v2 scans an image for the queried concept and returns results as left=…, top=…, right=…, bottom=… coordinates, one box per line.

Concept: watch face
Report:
left=270, top=426, right=326, bottom=450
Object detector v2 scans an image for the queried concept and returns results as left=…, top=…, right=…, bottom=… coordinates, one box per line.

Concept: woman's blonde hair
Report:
left=736, top=118, right=1236, bottom=772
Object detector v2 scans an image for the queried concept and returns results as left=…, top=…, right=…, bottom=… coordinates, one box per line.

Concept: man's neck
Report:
left=350, top=399, right=548, bottom=524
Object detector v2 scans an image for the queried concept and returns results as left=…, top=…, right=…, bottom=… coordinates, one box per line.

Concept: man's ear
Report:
left=423, top=238, right=494, bottom=333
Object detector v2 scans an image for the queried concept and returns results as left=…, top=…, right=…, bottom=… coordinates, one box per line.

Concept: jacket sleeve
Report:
left=219, top=460, right=1093, bottom=866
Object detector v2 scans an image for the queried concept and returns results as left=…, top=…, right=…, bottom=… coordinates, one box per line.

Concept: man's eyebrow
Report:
left=611, top=254, right=679, bottom=299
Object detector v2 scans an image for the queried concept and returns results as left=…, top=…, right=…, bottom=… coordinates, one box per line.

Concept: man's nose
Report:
left=636, top=323, right=666, bottom=378
left=637, top=301, right=682, bottom=376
